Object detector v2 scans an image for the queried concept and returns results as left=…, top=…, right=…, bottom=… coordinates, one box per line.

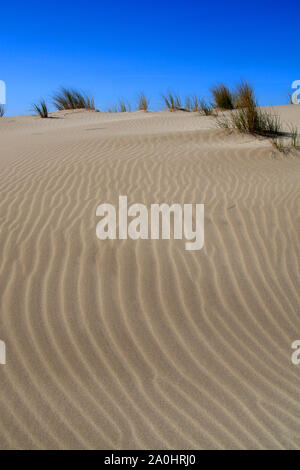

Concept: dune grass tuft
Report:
left=185, top=96, right=192, bottom=111
left=107, top=105, right=118, bottom=113
left=184, top=95, right=215, bottom=114
left=192, top=95, right=201, bottom=112
left=272, top=137, right=286, bottom=152
left=212, top=84, right=234, bottom=110
left=137, top=93, right=150, bottom=111
left=288, top=123, right=299, bottom=147
left=52, top=87, right=95, bottom=111
left=162, top=92, right=182, bottom=111
left=218, top=106, right=282, bottom=137
left=32, top=99, right=49, bottom=118
left=118, top=100, right=127, bottom=112
left=217, top=81, right=284, bottom=137
left=185, top=95, right=201, bottom=112
left=234, top=81, right=256, bottom=109
left=271, top=124, right=299, bottom=152
left=118, top=99, right=131, bottom=112
left=199, top=99, right=214, bottom=116
left=0, top=104, right=4, bottom=117
left=107, top=100, right=131, bottom=112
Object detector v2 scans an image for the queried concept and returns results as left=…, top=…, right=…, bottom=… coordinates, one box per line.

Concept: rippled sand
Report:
left=0, top=107, right=299, bottom=449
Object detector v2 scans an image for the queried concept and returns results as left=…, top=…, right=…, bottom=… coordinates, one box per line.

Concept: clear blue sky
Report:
left=1, top=0, right=299, bottom=115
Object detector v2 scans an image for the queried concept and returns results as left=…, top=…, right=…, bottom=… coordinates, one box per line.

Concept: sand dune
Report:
left=0, top=106, right=299, bottom=449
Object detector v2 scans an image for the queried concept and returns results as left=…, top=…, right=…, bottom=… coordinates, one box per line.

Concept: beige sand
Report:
left=0, top=106, right=299, bottom=449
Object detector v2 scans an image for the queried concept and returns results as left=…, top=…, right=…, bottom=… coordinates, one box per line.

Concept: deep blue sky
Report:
left=1, top=0, right=299, bottom=115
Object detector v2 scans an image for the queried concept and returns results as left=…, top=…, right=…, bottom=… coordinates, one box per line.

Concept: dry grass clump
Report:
left=288, top=124, right=299, bottom=147
left=118, top=99, right=131, bottom=112
left=32, top=99, right=48, bottom=118
left=107, top=105, right=118, bottom=113
left=218, top=82, right=283, bottom=137
left=272, top=138, right=286, bottom=152
left=199, top=99, right=214, bottom=116
left=272, top=125, right=299, bottom=152
left=0, top=104, right=4, bottom=117
left=162, top=92, right=183, bottom=111
left=218, top=106, right=282, bottom=136
left=52, top=87, right=95, bottom=110
left=185, top=96, right=192, bottom=111
left=185, top=95, right=201, bottom=112
left=234, top=81, right=256, bottom=108
left=235, top=107, right=281, bottom=136
left=212, top=84, right=234, bottom=109
left=137, top=93, right=150, bottom=111
left=107, top=100, right=131, bottom=112
left=184, top=95, right=214, bottom=115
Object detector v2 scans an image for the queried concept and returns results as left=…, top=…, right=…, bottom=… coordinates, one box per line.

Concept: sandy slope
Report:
left=0, top=106, right=299, bottom=449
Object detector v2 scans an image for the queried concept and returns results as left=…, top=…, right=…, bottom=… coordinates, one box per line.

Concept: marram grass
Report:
left=32, top=99, right=48, bottom=118
left=52, top=88, right=95, bottom=111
